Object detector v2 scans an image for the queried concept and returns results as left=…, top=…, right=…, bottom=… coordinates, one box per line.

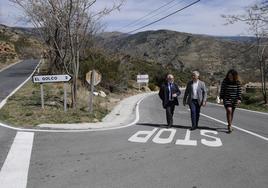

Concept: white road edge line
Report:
left=0, top=60, right=41, bottom=110
left=0, top=93, right=151, bottom=133
left=0, top=60, right=22, bottom=73
left=208, top=102, right=268, bottom=116
left=200, top=112, right=268, bottom=142
left=0, top=132, right=34, bottom=188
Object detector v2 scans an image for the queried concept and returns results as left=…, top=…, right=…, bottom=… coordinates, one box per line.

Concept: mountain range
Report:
left=96, top=30, right=258, bottom=83
left=0, top=24, right=261, bottom=83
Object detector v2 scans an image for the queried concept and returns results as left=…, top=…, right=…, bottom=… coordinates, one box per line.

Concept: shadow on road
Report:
left=137, top=123, right=228, bottom=133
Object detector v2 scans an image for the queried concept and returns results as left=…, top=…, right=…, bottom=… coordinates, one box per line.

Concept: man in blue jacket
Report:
left=159, top=74, right=181, bottom=128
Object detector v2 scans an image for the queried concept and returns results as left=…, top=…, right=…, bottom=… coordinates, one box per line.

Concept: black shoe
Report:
left=227, top=125, right=233, bottom=134
left=190, top=127, right=196, bottom=131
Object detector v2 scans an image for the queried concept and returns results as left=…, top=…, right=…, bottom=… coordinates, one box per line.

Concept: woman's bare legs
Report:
left=226, top=107, right=234, bottom=133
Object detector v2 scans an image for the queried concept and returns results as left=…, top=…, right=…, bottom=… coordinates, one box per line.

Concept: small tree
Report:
left=11, top=0, right=125, bottom=108
left=223, top=1, right=268, bottom=104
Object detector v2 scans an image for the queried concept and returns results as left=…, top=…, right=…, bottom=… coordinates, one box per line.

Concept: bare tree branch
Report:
left=11, top=0, right=126, bottom=108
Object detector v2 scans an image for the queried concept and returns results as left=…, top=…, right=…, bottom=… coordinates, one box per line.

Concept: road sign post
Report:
left=90, top=70, right=95, bottom=113
left=32, top=74, right=72, bottom=111
left=40, top=83, right=44, bottom=109
left=86, top=70, right=101, bottom=113
left=64, top=83, right=67, bottom=112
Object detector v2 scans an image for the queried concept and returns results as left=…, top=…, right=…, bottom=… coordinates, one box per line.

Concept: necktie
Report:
left=169, top=83, right=172, bottom=101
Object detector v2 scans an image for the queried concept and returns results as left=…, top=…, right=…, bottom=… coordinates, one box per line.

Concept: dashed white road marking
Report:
left=0, top=132, right=34, bottom=188
left=200, top=113, right=268, bottom=142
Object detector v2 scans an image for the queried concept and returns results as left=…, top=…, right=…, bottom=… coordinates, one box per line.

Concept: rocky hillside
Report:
left=96, top=30, right=259, bottom=84
left=0, top=24, right=43, bottom=69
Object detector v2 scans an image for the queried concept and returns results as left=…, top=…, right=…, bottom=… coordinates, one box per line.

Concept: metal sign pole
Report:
left=64, top=83, right=67, bottom=112
left=40, top=83, right=44, bottom=109
left=89, top=70, right=95, bottom=113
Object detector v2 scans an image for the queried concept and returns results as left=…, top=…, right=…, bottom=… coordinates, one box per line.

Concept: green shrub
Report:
left=242, top=93, right=263, bottom=105
left=0, top=34, right=11, bottom=42
left=80, top=49, right=190, bottom=92
left=148, top=83, right=157, bottom=91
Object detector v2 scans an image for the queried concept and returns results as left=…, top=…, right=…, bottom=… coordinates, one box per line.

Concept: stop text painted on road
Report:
left=128, top=128, right=222, bottom=147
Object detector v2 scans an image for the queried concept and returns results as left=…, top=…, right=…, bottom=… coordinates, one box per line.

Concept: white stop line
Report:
left=0, top=132, right=34, bottom=188
left=128, top=128, right=222, bottom=147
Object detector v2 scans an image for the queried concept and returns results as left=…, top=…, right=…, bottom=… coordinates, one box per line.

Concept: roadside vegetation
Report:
left=208, top=90, right=268, bottom=113
left=0, top=25, right=43, bottom=70
left=80, top=49, right=190, bottom=92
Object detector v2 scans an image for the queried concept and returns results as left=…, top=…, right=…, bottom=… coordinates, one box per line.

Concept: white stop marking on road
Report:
left=128, top=128, right=223, bottom=147
left=152, top=128, right=176, bottom=144
left=128, top=128, right=158, bottom=143
left=175, top=129, right=197, bottom=146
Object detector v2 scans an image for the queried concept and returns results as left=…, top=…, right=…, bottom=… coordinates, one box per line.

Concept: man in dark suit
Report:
left=159, top=74, right=181, bottom=128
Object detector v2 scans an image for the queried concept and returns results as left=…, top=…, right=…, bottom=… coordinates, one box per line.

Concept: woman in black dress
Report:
left=220, top=69, right=242, bottom=133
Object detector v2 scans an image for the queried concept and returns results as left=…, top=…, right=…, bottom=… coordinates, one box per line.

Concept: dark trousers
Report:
left=189, top=99, right=201, bottom=128
left=166, top=102, right=175, bottom=127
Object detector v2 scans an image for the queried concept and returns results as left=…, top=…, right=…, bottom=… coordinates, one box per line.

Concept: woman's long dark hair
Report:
left=225, top=69, right=240, bottom=83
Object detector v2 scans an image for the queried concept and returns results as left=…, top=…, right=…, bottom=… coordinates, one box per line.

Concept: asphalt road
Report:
left=0, top=59, right=39, bottom=101
left=0, top=61, right=267, bottom=187
left=26, top=95, right=267, bottom=188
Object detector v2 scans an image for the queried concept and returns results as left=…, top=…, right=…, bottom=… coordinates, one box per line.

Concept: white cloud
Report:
left=0, top=0, right=31, bottom=27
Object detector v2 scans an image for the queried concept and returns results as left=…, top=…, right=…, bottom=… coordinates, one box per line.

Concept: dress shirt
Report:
left=168, top=82, right=173, bottom=101
left=192, top=80, right=199, bottom=99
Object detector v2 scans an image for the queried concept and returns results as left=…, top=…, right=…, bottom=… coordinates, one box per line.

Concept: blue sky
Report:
left=0, top=0, right=259, bottom=36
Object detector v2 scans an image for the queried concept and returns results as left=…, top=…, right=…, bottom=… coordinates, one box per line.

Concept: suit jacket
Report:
left=183, top=80, right=207, bottom=106
left=159, top=82, right=181, bottom=108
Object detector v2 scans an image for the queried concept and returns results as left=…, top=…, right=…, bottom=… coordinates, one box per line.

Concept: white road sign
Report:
left=32, top=74, right=72, bottom=83
left=137, top=74, right=149, bottom=83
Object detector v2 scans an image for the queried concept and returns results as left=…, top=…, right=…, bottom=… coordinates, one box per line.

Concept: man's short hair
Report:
left=192, top=71, right=200, bottom=77
left=167, top=74, right=174, bottom=79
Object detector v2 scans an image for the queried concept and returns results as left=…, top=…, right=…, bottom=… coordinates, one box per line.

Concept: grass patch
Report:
left=0, top=81, right=111, bottom=127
